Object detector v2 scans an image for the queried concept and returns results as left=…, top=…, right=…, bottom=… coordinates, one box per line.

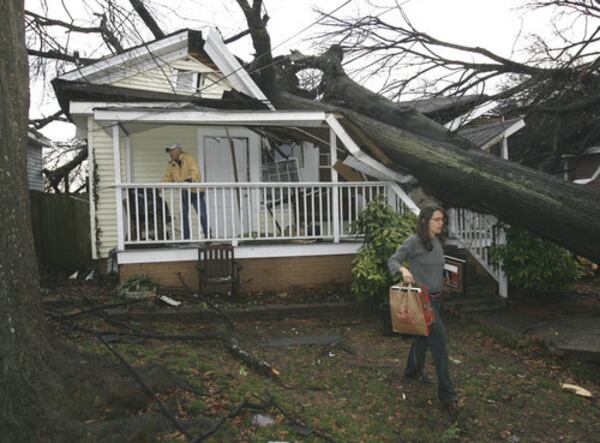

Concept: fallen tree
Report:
left=236, top=0, right=600, bottom=262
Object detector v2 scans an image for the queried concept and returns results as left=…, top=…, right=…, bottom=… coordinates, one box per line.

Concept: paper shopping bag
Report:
left=389, top=283, right=434, bottom=336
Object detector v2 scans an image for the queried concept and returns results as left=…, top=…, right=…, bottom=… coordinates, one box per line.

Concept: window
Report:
left=174, top=69, right=202, bottom=95
left=261, top=158, right=300, bottom=182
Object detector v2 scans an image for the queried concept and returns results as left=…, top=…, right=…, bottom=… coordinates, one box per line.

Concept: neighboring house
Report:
left=27, top=128, right=53, bottom=191
left=400, top=96, right=526, bottom=158
left=457, top=117, right=526, bottom=160
left=52, top=28, right=417, bottom=293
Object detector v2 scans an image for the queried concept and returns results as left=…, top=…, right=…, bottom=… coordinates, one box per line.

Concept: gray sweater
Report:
left=387, top=235, right=445, bottom=293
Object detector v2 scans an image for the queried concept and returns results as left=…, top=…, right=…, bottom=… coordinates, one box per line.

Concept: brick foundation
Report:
left=119, top=254, right=354, bottom=294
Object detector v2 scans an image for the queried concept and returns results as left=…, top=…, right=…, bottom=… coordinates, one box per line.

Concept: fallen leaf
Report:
left=561, top=383, right=593, bottom=398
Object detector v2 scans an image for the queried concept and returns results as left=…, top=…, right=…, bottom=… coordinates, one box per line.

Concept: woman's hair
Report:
left=416, top=206, right=445, bottom=251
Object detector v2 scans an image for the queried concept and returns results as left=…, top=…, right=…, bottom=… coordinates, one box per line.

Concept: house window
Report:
left=319, top=151, right=331, bottom=181
left=174, top=69, right=202, bottom=95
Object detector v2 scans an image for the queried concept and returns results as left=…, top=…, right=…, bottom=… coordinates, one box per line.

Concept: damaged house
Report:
left=52, top=28, right=514, bottom=297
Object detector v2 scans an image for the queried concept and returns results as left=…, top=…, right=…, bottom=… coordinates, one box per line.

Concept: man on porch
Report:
left=162, top=143, right=208, bottom=240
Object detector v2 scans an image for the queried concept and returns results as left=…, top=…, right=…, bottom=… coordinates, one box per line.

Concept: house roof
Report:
left=52, top=79, right=268, bottom=118
left=27, top=128, right=55, bottom=149
left=54, top=28, right=272, bottom=115
left=458, top=118, right=525, bottom=149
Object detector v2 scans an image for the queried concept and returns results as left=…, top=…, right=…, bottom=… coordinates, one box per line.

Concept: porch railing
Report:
left=117, top=182, right=410, bottom=247
left=447, top=207, right=508, bottom=298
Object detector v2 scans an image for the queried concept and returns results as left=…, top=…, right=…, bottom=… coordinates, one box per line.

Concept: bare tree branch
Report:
left=31, top=110, right=66, bottom=129
left=27, top=48, right=97, bottom=64
left=25, top=10, right=102, bottom=33
left=128, top=0, right=165, bottom=39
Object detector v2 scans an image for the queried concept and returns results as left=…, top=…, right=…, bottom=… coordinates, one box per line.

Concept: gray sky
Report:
left=28, top=0, right=566, bottom=141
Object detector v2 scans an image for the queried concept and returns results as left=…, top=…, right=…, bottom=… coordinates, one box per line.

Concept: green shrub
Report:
left=351, top=197, right=416, bottom=304
left=490, top=225, right=583, bottom=293
left=120, top=273, right=158, bottom=292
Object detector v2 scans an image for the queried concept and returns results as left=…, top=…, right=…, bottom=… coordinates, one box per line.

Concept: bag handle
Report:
left=394, top=282, right=422, bottom=293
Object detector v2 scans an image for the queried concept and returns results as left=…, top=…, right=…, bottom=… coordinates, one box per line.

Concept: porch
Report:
left=117, top=181, right=410, bottom=247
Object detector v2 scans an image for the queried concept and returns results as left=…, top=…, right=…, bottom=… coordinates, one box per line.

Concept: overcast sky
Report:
left=28, top=0, right=566, bottom=141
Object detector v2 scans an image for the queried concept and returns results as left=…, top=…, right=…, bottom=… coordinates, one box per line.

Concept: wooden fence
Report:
left=29, top=191, right=91, bottom=270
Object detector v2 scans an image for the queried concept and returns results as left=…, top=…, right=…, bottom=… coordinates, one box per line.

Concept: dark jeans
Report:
left=404, top=298, right=457, bottom=403
left=181, top=190, right=208, bottom=240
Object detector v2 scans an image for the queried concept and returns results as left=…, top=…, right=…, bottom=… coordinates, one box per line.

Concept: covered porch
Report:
left=96, top=107, right=417, bottom=259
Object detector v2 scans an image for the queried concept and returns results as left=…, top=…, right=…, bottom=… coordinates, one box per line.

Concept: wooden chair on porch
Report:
left=197, top=244, right=241, bottom=297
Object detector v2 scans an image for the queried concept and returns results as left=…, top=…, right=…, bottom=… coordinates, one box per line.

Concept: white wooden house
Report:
left=51, top=28, right=511, bottom=297
left=27, top=128, right=53, bottom=191
left=51, top=28, right=424, bottom=292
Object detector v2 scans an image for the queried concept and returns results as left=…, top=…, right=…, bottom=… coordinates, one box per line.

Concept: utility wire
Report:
left=79, top=0, right=355, bottom=136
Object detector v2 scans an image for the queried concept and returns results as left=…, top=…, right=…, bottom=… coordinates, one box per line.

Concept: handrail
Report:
left=447, top=207, right=508, bottom=298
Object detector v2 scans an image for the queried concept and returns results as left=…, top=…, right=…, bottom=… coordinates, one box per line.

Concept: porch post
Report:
left=330, top=126, right=340, bottom=243
left=125, top=134, right=132, bottom=182
left=501, top=136, right=509, bottom=160
left=112, top=123, right=125, bottom=251
left=497, top=226, right=509, bottom=298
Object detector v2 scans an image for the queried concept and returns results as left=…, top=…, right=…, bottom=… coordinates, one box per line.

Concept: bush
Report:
left=490, top=225, right=583, bottom=293
left=351, top=197, right=416, bottom=304
left=120, top=274, right=158, bottom=293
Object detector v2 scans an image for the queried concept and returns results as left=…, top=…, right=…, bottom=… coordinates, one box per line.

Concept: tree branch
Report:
left=24, top=10, right=102, bottom=33
left=128, top=0, right=165, bottom=39
left=43, top=145, right=88, bottom=193
left=31, top=110, right=66, bottom=129
left=27, top=48, right=97, bottom=64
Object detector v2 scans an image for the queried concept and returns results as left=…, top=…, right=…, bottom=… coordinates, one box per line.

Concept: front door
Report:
left=203, top=134, right=250, bottom=239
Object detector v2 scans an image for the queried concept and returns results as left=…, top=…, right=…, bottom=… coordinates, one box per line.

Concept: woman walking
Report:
left=387, top=206, right=458, bottom=410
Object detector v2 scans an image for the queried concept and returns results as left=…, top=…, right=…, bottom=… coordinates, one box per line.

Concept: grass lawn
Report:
left=71, top=306, right=600, bottom=443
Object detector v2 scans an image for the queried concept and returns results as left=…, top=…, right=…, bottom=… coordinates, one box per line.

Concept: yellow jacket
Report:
left=162, top=151, right=201, bottom=185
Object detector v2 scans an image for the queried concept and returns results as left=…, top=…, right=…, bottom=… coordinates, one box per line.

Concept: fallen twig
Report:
left=177, top=273, right=235, bottom=332
left=96, top=334, right=192, bottom=440
left=190, top=397, right=272, bottom=442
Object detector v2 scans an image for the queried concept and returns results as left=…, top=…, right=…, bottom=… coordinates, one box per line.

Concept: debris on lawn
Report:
left=252, top=414, right=275, bottom=427
left=69, top=271, right=78, bottom=279
left=158, top=295, right=181, bottom=306
left=561, top=383, right=593, bottom=398
left=259, top=335, right=343, bottom=348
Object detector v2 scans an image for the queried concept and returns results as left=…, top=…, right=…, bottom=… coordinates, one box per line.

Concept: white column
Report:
left=501, top=136, right=509, bottom=160
left=125, top=135, right=132, bottom=182
left=330, top=126, right=340, bottom=243
left=497, top=227, right=509, bottom=298
left=112, top=124, right=125, bottom=251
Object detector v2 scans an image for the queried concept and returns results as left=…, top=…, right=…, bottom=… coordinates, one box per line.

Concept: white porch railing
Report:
left=117, top=182, right=411, bottom=247
left=447, top=207, right=508, bottom=298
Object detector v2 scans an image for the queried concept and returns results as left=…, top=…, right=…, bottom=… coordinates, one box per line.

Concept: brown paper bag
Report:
left=389, top=283, right=430, bottom=336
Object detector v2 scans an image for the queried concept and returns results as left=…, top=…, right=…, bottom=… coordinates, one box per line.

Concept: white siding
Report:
left=112, top=57, right=231, bottom=99
left=27, top=146, right=43, bottom=191
left=89, top=118, right=127, bottom=259
left=130, top=125, right=199, bottom=183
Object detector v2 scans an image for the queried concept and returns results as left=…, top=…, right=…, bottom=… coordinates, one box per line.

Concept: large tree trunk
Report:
left=0, top=0, right=54, bottom=439
left=238, top=5, right=600, bottom=261
left=271, top=90, right=600, bottom=262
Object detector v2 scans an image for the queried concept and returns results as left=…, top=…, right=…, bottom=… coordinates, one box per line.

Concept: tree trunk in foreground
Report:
left=0, top=0, right=54, bottom=440
left=272, top=91, right=600, bottom=262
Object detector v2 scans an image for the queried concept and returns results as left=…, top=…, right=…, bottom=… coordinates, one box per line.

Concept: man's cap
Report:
left=165, top=143, right=181, bottom=152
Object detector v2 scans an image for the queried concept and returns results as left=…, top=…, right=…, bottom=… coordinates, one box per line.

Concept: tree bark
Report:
left=239, top=9, right=600, bottom=261
left=129, top=0, right=165, bottom=40
left=271, top=90, right=600, bottom=262
left=0, top=0, right=54, bottom=439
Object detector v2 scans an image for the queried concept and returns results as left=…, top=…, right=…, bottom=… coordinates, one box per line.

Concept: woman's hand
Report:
left=400, top=267, right=415, bottom=284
